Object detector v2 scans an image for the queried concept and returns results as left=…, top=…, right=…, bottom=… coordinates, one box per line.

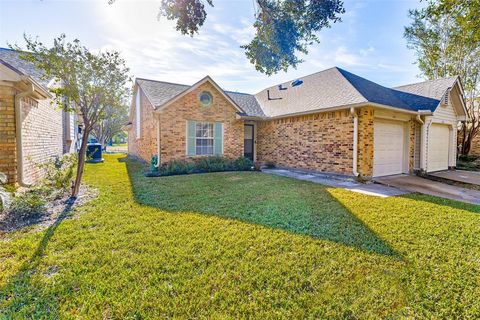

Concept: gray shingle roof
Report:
left=254, top=67, right=367, bottom=117
left=338, top=68, right=442, bottom=112
left=224, top=91, right=265, bottom=117
left=136, top=78, right=189, bottom=107
left=394, top=76, right=458, bottom=101
left=136, top=78, right=265, bottom=116
left=135, top=67, right=458, bottom=118
left=0, top=48, right=50, bottom=88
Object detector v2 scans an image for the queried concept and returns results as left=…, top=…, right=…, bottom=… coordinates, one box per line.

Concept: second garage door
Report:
left=427, top=124, right=450, bottom=172
left=373, top=119, right=405, bottom=177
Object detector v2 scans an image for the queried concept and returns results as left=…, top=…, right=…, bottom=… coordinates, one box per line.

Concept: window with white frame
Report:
left=195, top=122, right=214, bottom=155
left=136, top=89, right=141, bottom=138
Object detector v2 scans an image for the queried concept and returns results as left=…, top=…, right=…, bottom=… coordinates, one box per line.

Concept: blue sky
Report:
left=0, top=0, right=424, bottom=93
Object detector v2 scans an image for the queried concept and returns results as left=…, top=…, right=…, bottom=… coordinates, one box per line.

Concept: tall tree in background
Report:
left=16, top=35, right=130, bottom=197
left=91, top=104, right=128, bottom=150
left=404, top=0, right=480, bottom=155
left=109, top=0, right=344, bottom=75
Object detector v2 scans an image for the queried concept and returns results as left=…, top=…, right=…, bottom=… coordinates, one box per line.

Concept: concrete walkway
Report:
left=262, top=168, right=408, bottom=198
left=429, top=170, right=480, bottom=185
left=375, top=175, right=480, bottom=205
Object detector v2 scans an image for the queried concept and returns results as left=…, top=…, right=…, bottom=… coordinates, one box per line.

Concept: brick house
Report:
left=0, top=48, right=81, bottom=185
left=127, top=67, right=467, bottom=178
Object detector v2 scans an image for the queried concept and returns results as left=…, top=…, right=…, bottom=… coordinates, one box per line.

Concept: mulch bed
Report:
left=0, top=184, right=98, bottom=234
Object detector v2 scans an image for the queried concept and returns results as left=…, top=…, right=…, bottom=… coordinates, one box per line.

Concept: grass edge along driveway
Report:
left=1, top=154, right=480, bottom=318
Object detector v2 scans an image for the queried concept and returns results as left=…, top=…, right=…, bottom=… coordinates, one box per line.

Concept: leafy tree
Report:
left=404, top=0, right=480, bottom=155
left=110, top=0, right=344, bottom=75
left=14, top=34, right=130, bottom=197
left=91, top=104, right=129, bottom=150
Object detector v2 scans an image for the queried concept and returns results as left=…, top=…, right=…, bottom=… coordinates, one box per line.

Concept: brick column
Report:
left=357, top=106, right=374, bottom=178
left=0, top=85, right=17, bottom=184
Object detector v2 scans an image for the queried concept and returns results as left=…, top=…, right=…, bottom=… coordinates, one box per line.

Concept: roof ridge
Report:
left=394, top=76, right=458, bottom=89
left=136, top=77, right=190, bottom=87
left=253, top=66, right=340, bottom=95
left=224, top=90, right=253, bottom=96
left=334, top=67, right=370, bottom=103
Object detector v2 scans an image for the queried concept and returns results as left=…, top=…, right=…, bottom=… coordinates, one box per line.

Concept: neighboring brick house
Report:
left=127, top=67, right=467, bottom=178
left=0, top=48, right=80, bottom=185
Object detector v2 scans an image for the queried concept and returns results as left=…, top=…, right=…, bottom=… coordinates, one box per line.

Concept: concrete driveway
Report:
left=263, top=168, right=408, bottom=198
left=429, top=170, right=480, bottom=185
left=375, top=175, right=480, bottom=205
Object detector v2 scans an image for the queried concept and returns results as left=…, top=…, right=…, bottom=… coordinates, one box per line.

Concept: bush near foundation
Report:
left=145, top=156, right=253, bottom=177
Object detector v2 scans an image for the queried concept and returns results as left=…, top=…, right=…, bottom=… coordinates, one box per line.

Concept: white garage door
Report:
left=373, top=119, right=405, bottom=177
left=427, top=124, right=450, bottom=172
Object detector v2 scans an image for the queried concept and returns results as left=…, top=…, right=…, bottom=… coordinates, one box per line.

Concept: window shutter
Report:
left=214, top=122, right=223, bottom=155
left=187, top=121, right=196, bottom=156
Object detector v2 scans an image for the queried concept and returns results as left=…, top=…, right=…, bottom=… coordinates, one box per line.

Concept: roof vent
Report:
left=442, top=91, right=450, bottom=106
left=291, top=79, right=303, bottom=87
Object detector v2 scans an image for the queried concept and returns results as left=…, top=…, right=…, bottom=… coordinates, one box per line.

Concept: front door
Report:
left=244, top=124, right=254, bottom=161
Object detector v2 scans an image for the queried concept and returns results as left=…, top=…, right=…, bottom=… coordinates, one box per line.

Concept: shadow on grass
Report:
left=120, top=156, right=401, bottom=258
left=0, top=198, right=76, bottom=317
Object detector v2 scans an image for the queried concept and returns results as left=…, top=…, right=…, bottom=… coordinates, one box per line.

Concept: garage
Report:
left=373, top=119, right=406, bottom=177
left=427, top=124, right=450, bottom=172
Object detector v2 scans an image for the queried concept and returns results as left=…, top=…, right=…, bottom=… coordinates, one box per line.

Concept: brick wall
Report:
left=357, top=107, right=374, bottom=177
left=159, top=82, right=244, bottom=164
left=256, top=110, right=354, bottom=175
left=21, top=97, right=64, bottom=184
left=127, top=88, right=158, bottom=163
left=469, top=133, right=480, bottom=156
left=0, top=85, right=16, bottom=183
left=0, top=85, right=67, bottom=185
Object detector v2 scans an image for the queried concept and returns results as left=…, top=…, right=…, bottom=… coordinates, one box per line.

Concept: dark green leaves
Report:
left=157, top=0, right=344, bottom=75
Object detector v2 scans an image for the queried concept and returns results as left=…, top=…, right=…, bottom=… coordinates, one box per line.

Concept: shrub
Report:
left=232, top=157, right=253, bottom=171
left=145, top=156, right=253, bottom=177
left=38, top=154, right=78, bottom=194
left=6, top=190, right=46, bottom=222
left=195, top=156, right=231, bottom=172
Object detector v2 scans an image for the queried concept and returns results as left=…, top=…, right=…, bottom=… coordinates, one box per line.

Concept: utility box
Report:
left=86, top=143, right=104, bottom=163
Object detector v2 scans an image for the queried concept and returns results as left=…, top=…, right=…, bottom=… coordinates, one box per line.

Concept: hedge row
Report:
left=146, top=156, right=254, bottom=177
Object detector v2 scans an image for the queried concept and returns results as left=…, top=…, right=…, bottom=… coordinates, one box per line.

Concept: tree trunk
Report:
left=72, top=128, right=90, bottom=198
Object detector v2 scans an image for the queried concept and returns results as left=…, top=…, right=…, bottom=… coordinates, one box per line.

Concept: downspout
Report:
left=350, top=107, right=359, bottom=177
left=415, top=114, right=425, bottom=173
left=15, top=83, right=35, bottom=187
left=156, top=115, right=160, bottom=168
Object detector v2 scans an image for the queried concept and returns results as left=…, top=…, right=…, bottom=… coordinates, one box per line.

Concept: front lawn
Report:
left=1, top=154, right=480, bottom=318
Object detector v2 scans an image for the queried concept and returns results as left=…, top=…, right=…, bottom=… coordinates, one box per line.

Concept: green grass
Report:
left=1, top=154, right=480, bottom=318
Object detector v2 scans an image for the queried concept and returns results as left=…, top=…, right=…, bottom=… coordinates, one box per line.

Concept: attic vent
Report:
left=291, top=79, right=303, bottom=87
left=442, top=91, right=450, bottom=106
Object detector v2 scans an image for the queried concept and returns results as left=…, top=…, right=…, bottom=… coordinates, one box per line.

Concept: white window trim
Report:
left=195, top=122, right=214, bottom=156
left=135, top=88, right=141, bottom=139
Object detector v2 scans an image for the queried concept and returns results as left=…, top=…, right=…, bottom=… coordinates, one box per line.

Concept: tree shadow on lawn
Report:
left=120, top=157, right=401, bottom=258
left=0, top=199, right=75, bottom=318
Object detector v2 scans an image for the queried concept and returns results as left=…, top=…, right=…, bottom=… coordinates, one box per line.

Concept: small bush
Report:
left=38, top=154, right=78, bottom=194
left=195, top=156, right=231, bottom=172
left=146, top=156, right=253, bottom=177
left=7, top=190, right=46, bottom=222
left=232, top=157, right=253, bottom=171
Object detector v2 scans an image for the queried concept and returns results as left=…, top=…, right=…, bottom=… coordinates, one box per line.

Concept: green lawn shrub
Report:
left=145, top=156, right=253, bottom=177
